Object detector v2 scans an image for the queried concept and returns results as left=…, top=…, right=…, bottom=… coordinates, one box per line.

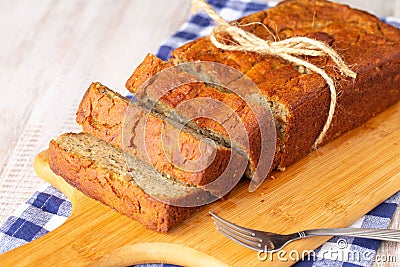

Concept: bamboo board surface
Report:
left=0, top=101, right=400, bottom=266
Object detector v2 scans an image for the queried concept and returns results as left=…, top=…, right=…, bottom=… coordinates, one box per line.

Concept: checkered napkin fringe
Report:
left=1, top=1, right=400, bottom=266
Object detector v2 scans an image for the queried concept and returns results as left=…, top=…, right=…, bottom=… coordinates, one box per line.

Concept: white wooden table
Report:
left=0, top=0, right=399, bottom=265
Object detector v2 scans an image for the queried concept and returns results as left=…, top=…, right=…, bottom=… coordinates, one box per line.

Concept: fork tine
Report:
left=209, top=211, right=255, bottom=237
left=213, top=220, right=261, bottom=243
left=214, top=221, right=261, bottom=245
left=216, top=226, right=263, bottom=251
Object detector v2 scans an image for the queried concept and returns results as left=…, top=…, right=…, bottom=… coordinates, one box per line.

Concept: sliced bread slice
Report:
left=48, top=132, right=211, bottom=233
left=76, top=82, right=247, bottom=192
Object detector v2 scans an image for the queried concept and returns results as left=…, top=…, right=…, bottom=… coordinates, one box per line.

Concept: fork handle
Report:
left=302, top=228, right=400, bottom=243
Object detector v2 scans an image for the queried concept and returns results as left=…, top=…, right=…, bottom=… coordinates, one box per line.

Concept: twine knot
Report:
left=192, top=0, right=357, bottom=148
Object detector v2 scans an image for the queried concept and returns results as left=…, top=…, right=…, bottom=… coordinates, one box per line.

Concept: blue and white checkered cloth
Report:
left=0, top=185, right=71, bottom=254
left=1, top=1, right=400, bottom=266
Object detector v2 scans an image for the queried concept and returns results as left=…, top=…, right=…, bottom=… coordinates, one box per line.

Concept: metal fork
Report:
left=209, top=211, right=400, bottom=252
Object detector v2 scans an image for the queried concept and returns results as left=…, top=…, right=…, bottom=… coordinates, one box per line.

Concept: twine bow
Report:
left=191, top=0, right=357, bottom=148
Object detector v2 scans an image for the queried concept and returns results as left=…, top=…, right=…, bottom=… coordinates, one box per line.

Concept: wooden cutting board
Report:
left=1, top=101, right=400, bottom=266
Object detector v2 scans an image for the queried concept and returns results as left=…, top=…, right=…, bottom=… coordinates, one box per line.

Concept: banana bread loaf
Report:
left=50, top=0, right=400, bottom=233
left=48, top=133, right=210, bottom=233
left=126, top=0, right=400, bottom=177
left=76, top=82, right=245, bottom=189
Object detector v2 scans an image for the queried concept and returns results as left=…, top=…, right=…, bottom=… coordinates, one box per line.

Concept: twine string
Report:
left=191, top=0, right=357, bottom=148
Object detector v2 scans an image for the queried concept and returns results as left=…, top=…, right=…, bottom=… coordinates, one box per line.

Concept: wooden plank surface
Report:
left=0, top=100, right=399, bottom=266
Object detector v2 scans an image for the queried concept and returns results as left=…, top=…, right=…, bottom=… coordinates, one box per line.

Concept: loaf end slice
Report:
left=126, top=54, right=281, bottom=181
left=48, top=132, right=205, bottom=233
